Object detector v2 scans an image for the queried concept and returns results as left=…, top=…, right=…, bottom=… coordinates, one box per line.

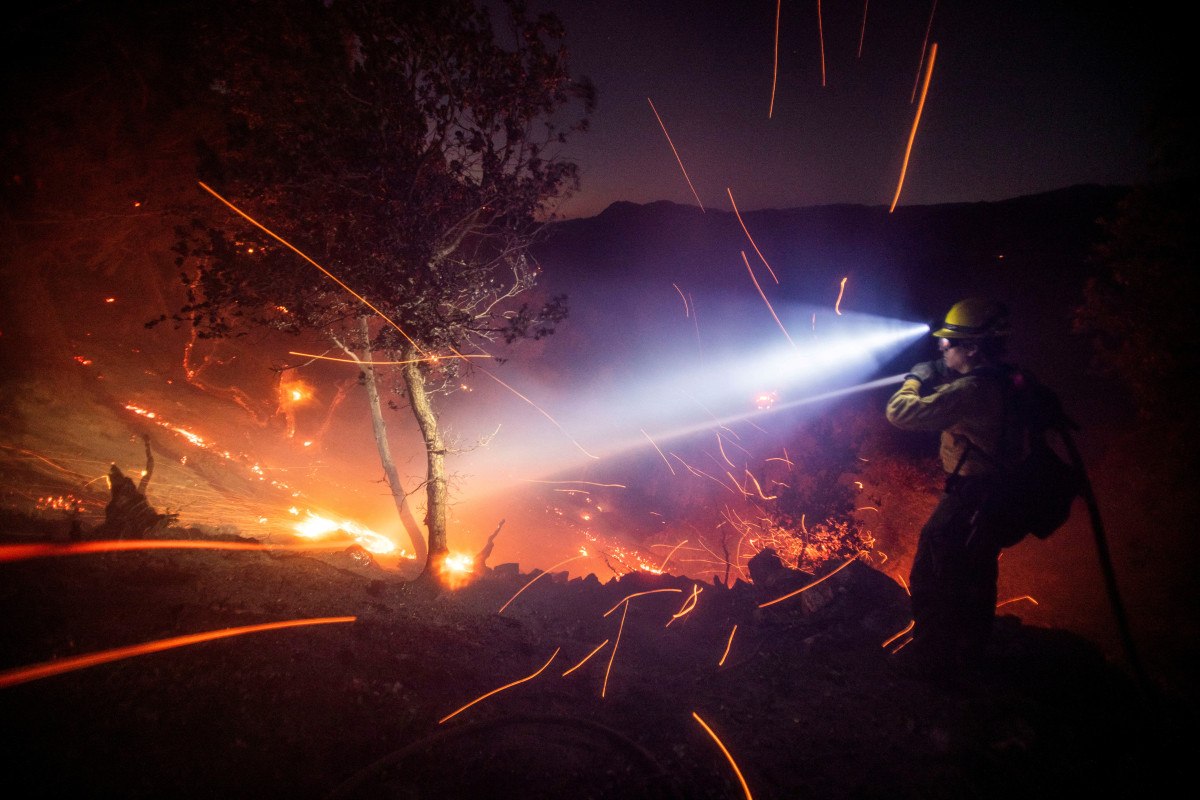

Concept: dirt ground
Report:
left=1, top=523, right=1192, bottom=800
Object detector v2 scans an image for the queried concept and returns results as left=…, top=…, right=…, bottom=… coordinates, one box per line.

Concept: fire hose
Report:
left=1058, top=427, right=1155, bottom=701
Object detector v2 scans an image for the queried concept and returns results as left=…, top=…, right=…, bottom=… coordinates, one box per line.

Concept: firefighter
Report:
left=885, top=298, right=1016, bottom=679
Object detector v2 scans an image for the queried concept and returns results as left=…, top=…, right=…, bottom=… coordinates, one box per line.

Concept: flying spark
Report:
left=727, top=188, right=779, bottom=283
left=692, top=712, right=755, bottom=800
left=911, top=0, right=939, bottom=103
left=602, top=603, right=628, bottom=698
left=641, top=428, right=677, bottom=475
left=769, top=0, right=781, bottom=117
left=0, top=538, right=361, bottom=564
left=666, top=584, right=703, bottom=626
left=438, top=648, right=560, bottom=724
left=0, top=617, right=355, bottom=689
left=656, top=539, right=689, bottom=573
left=497, top=555, right=589, bottom=614
left=718, top=624, right=738, bottom=666
left=602, top=588, right=684, bottom=618
left=881, top=619, right=915, bottom=648
left=996, top=595, right=1039, bottom=608
left=647, top=97, right=706, bottom=211
left=834, top=276, right=847, bottom=315
left=889, top=42, right=938, bottom=213
left=758, top=554, right=861, bottom=608
left=817, top=0, right=826, bottom=87
left=562, top=639, right=610, bottom=677
left=741, top=251, right=795, bottom=348
left=858, top=0, right=869, bottom=58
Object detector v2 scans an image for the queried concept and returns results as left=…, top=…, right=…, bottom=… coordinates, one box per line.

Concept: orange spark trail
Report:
left=727, top=188, right=779, bottom=283
left=741, top=251, right=796, bottom=348
left=881, top=619, right=915, bottom=648
left=996, top=595, right=1039, bottom=608
left=672, top=282, right=690, bottom=316
left=889, top=42, right=938, bottom=213
left=911, top=0, right=939, bottom=103
left=0, top=443, right=88, bottom=480
left=439, top=648, right=560, bottom=723
left=602, top=604, right=628, bottom=698
left=769, top=0, right=781, bottom=117
left=817, top=0, right=826, bottom=87
left=716, top=434, right=736, bottom=468
left=641, top=428, right=677, bottom=475
left=666, top=584, right=703, bottom=626
left=692, top=712, right=755, bottom=799
left=718, top=624, right=738, bottom=666
left=562, top=640, right=610, bottom=677
left=0, top=539, right=358, bottom=564
left=521, top=479, right=627, bottom=489
left=657, top=540, right=689, bottom=573
left=647, top=97, right=706, bottom=211
left=744, top=470, right=777, bottom=501
left=198, top=181, right=427, bottom=358
left=835, top=276, right=848, bottom=314
left=603, top=588, right=684, bottom=618
left=671, top=452, right=736, bottom=493
left=0, top=617, right=355, bottom=689
left=758, top=554, right=861, bottom=608
left=858, top=0, right=869, bottom=58
left=288, top=351, right=489, bottom=366
left=497, top=555, right=589, bottom=614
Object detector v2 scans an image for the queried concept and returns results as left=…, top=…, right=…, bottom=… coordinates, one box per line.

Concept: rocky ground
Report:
left=0, top=519, right=1192, bottom=800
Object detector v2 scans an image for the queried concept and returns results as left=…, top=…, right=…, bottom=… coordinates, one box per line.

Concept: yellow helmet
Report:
left=932, top=297, right=1010, bottom=339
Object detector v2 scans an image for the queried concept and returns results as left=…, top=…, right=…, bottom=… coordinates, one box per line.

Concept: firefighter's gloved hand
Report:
left=905, top=360, right=942, bottom=384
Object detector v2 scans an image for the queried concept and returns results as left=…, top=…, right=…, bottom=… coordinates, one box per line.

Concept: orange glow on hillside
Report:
left=293, top=511, right=402, bottom=556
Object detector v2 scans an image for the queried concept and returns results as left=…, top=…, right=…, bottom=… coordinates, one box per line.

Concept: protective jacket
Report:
left=885, top=368, right=1012, bottom=477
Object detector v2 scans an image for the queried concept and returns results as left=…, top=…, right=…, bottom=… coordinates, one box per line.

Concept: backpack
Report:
left=967, top=368, right=1083, bottom=548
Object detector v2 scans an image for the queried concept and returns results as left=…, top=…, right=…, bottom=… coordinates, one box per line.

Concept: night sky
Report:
left=535, top=0, right=1172, bottom=218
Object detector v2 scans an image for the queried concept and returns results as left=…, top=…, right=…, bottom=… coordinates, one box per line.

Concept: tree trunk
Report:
left=347, top=318, right=427, bottom=564
left=401, top=342, right=448, bottom=571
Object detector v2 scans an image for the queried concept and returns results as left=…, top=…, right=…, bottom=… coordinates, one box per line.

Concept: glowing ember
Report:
left=293, top=511, right=401, bottom=556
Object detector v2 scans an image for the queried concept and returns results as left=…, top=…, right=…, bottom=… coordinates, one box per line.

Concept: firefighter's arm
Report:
left=885, top=377, right=973, bottom=432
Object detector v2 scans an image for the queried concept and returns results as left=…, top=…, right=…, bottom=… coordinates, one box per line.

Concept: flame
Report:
left=280, top=379, right=313, bottom=405
left=293, top=511, right=401, bottom=556
left=438, top=551, right=476, bottom=590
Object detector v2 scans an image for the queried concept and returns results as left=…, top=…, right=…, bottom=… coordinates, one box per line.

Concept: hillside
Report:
left=0, top=531, right=1186, bottom=799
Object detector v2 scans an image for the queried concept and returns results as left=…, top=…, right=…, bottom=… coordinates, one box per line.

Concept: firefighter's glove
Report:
left=905, top=360, right=941, bottom=385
